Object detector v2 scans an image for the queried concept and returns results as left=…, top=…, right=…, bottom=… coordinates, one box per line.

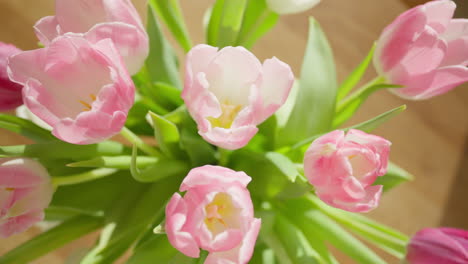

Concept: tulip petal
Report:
left=34, top=16, right=61, bottom=45
left=266, top=0, right=321, bottom=15
left=181, top=165, right=251, bottom=191
left=205, top=218, right=262, bottom=264
left=441, top=19, right=468, bottom=66
left=0, top=210, right=44, bottom=238
left=86, top=22, right=149, bottom=75
left=165, top=193, right=200, bottom=258
left=205, top=46, right=262, bottom=106
left=254, top=57, right=294, bottom=123
left=423, top=0, right=456, bottom=34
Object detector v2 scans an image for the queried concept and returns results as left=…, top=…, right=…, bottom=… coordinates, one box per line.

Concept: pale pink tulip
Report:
left=0, top=158, right=53, bottom=237
left=266, top=0, right=321, bottom=15
left=165, top=165, right=261, bottom=264
left=406, top=227, right=468, bottom=264
left=34, top=0, right=148, bottom=75
left=304, top=129, right=391, bottom=212
left=8, top=35, right=135, bottom=145
left=0, top=42, right=23, bottom=111
left=182, top=44, right=294, bottom=150
left=374, top=0, right=468, bottom=100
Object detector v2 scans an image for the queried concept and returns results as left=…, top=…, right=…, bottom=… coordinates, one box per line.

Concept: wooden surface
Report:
left=0, top=0, right=467, bottom=263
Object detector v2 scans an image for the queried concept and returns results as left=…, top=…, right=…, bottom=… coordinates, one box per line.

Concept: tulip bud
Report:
left=406, top=227, right=468, bottom=264
left=182, top=44, right=294, bottom=150
left=304, top=129, right=391, bottom=212
left=0, top=42, right=22, bottom=111
left=374, top=0, right=468, bottom=100
left=8, top=35, right=135, bottom=145
left=0, top=158, right=53, bottom=237
left=165, top=165, right=261, bottom=264
left=266, top=0, right=321, bottom=15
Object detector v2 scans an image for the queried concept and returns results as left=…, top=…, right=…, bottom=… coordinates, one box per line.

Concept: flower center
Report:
left=4, top=187, right=14, bottom=191
left=204, top=193, right=240, bottom=235
left=78, top=94, right=97, bottom=111
left=207, top=101, right=242, bottom=129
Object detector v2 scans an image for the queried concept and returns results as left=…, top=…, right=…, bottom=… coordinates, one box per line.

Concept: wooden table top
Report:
left=0, top=0, right=467, bottom=263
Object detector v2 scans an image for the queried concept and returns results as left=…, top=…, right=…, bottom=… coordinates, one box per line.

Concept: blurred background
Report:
left=0, top=0, right=467, bottom=263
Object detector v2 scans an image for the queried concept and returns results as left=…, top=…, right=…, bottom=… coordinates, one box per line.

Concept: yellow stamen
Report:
left=5, top=187, right=14, bottom=191
left=207, top=101, right=243, bottom=129
left=79, top=94, right=97, bottom=111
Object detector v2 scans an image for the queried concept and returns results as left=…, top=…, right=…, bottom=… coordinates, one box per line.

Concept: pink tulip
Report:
left=406, top=227, right=468, bottom=264
left=304, top=129, right=391, bottom=212
left=165, top=165, right=261, bottom=264
left=182, top=44, right=294, bottom=150
left=0, top=42, right=23, bottom=111
left=34, top=0, right=148, bottom=75
left=0, top=158, right=54, bottom=237
left=8, top=35, right=135, bottom=145
left=374, top=0, right=468, bottom=100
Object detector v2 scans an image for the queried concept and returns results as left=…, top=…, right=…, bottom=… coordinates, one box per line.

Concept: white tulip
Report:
left=266, top=0, right=321, bottom=14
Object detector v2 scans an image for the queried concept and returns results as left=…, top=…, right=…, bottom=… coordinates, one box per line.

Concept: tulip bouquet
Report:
left=0, top=0, right=467, bottom=263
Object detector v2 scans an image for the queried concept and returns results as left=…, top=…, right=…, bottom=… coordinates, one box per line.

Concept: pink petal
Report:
left=34, top=16, right=61, bottom=45
left=394, top=65, right=468, bottom=100
left=0, top=158, right=50, bottom=188
left=0, top=210, right=44, bottom=238
left=201, top=125, right=259, bottom=150
left=204, top=46, right=262, bottom=105
left=165, top=193, right=200, bottom=258
left=205, top=218, right=262, bottom=264
left=441, top=19, right=468, bottom=66
left=375, top=6, right=427, bottom=73
left=180, top=166, right=252, bottom=192
left=85, top=22, right=148, bottom=75
left=55, top=0, right=107, bottom=33
left=254, top=57, right=294, bottom=123
left=423, top=0, right=456, bottom=34
left=387, top=27, right=446, bottom=84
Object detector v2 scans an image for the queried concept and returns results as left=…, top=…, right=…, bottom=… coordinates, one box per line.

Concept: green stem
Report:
left=120, top=127, right=160, bottom=157
left=52, top=168, right=118, bottom=187
left=197, top=250, right=209, bottom=264
left=337, top=76, right=385, bottom=111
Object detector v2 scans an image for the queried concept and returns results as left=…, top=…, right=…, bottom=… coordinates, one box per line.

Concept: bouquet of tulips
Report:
left=1, top=0, right=467, bottom=263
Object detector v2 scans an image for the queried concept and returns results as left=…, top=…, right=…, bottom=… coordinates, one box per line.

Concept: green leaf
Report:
left=236, top=0, right=279, bottom=49
left=280, top=18, right=337, bottom=146
left=67, top=156, right=157, bottom=169
left=259, top=212, right=294, bottom=264
left=128, top=235, right=195, bottom=264
left=265, top=152, right=299, bottom=182
left=179, top=129, right=217, bottom=166
left=142, top=6, right=182, bottom=89
left=348, top=105, right=406, bottom=133
left=207, top=0, right=248, bottom=47
left=282, top=197, right=387, bottom=264
left=130, top=145, right=189, bottom=183
left=0, top=215, right=103, bottom=264
left=374, top=161, right=414, bottom=191
left=287, top=105, right=406, bottom=152
left=148, top=111, right=185, bottom=158
left=228, top=150, right=300, bottom=198
left=0, top=114, right=55, bottom=142
left=82, top=175, right=182, bottom=264
left=336, top=44, right=376, bottom=101
left=50, top=171, right=138, bottom=217
left=308, top=194, right=409, bottom=258
left=148, top=0, right=192, bottom=52
left=0, top=141, right=127, bottom=160
left=334, top=79, right=400, bottom=128
left=274, top=213, right=322, bottom=264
